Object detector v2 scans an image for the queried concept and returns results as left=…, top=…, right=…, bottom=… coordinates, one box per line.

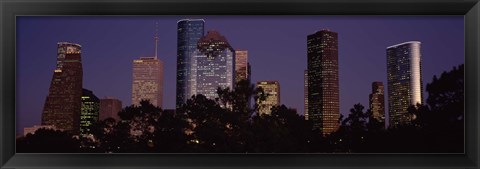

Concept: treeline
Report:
left=16, top=64, right=464, bottom=153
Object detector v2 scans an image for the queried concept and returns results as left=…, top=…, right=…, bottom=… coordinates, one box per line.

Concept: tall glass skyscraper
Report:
left=189, top=30, right=235, bottom=100
left=41, top=42, right=83, bottom=133
left=307, top=29, right=340, bottom=135
left=176, top=19, right=205, bottom=108
left=80, top=88, right=99, bottom=135
left=386, top=41, right=423, bottom=128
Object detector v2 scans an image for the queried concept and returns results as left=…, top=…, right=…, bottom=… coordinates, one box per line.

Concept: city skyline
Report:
left=17, top=16, right=464, bottom=135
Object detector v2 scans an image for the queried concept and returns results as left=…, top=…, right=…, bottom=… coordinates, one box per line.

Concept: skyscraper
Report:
left=235, top=50, right=250, bottom=83
left=386, top=41, right=423, bottom=128
left=99, top=97, right=122, bottom=121
left=41, top=42, right=83, bottom=133
left=307, top=29, right=340, bottom=135
left=256, top=81, right=280, bottom=115
left=80, top=88, right=99, bottom=135
left=132, top=57, right=164, bottom=107
left=132, top=25, right=164, bottom=108
left=176, top=19, right=205, bottom=108
left=304, top=70, right=309, bottom=120
left=188, top=30, right=235, bottom=100
left=369, top=81, right=386, bottom=127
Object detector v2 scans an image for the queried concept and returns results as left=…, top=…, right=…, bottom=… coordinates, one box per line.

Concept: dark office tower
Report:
left=369, top=82, right=386, bottom=128
left=176, top=19, right=205, bottom=109
left=235, top=50, right=250, bottom=83
left=304, top=70, right=309, bottom=120
left=189, top=30, right=235, bottom=100
left=307, top=29, right=339, bottom=135
left=41, top=42, right=83, bottom=133
left=386, top=41, right=423, bottom=128
left=80, top=89, right=100, bottom=135
left=99, top=97, right=122, bottom=121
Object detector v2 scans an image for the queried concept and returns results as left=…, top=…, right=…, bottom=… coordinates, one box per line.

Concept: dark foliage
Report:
left=16, top=128, right=80, bottom=153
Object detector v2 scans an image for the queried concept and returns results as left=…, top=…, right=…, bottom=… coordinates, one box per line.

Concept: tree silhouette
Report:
left=180, top=94, right=229, bottom=152
left=409, top=64, right=464, bottom=153
left=426, top=64, right=464, bottom=127
left=329, top=103, right=369, bottom=153
left=17, top=128, right=80, bottom=153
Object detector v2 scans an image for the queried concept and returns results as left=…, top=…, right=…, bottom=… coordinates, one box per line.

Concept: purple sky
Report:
left=16, top=16, right=464, bottom=135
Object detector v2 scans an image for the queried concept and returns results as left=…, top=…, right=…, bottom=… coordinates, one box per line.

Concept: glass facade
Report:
left=369, top=81, right=386, bottom=127
left=386, top=41, right=423, bottom=128
left=176, top=19, right=205, bottom=108
left=132, top=57, right=164, bottom=108
left=80, top=88, right=100, bottom=135
left=256, top=81, right=280, bottom=115
left=307, top=30, right=340, bottom=135
left=41, top=42, right=83, bottom=133
left=189, top=30, right=235, bottom=100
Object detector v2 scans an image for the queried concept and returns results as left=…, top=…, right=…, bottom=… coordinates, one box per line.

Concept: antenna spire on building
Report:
left=154, top=21, right=159, bottom=59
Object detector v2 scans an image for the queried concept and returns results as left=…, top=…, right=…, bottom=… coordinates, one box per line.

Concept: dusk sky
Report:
left=16, top=16, right=464, bottom=135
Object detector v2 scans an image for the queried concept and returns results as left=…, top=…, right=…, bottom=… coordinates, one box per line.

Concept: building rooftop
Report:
left=57, top=42, right=82, bottom=47
left=177, top=18, right=205, bottom=23
left=386, top=41, right=421, bottom=49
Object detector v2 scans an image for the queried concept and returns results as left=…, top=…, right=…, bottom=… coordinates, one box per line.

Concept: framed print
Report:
left=1, top=0, right=479, bottom=168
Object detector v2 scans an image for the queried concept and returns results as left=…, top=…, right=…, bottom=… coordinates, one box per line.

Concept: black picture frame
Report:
left=1, top=0, right=479, bottom=168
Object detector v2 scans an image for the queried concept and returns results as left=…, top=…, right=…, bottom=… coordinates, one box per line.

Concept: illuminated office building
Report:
left=132, top=26, right=164, bottom=108
left=132, top=57, right=164, bottom=107
left=80, top=88, right=100, bottom=135
left=188, top=30, right=235, bottom=100
left=369, top=81, right=386, bottom=127
left=307, top=29, right=340, bottom=135
left=256, top=81, right=280, bottom=115
left=304, top=70, right=309, bottom=120
left=176, top=19, right=205, bottom=108
left=41, top=42, right=83, bottom=133
left=386, top=41, right=423, bottom=127
left=99, top=97, right=122, bottom=121
left=235, top=50, right=251, bottom=83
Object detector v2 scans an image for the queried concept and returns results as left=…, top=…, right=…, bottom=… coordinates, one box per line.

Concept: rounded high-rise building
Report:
left=386, top=41, right=423, bottom=128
